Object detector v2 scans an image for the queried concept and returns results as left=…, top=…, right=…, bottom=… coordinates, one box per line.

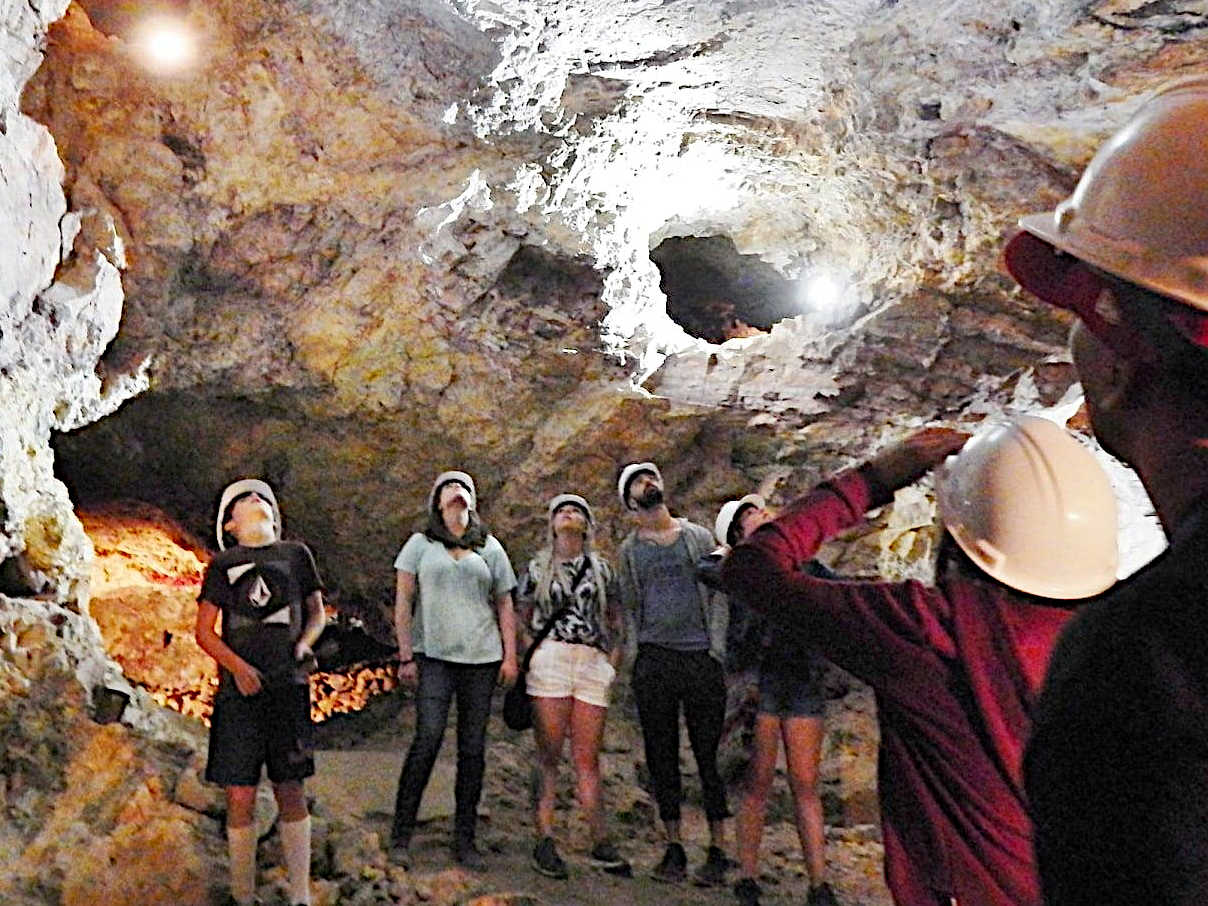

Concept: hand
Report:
left=232, top=660, right=263, bottom=697
left=294, top=641, right=318, bottom=674
left=866, top=427, right=971, bottom=492
left=498, top=658, right=519, bottom=690
left=398, top=659, right=419, bottom=689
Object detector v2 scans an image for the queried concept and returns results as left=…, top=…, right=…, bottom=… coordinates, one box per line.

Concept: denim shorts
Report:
left=527, top=639, right=616, bottom=707
left=757, top=658, right=824, bottom=719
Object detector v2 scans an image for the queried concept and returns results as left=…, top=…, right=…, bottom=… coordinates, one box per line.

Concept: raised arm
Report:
left=722, top=428, right=968, bottom=695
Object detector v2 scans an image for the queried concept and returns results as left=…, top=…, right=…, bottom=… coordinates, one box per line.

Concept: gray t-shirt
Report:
left=394, top=532, right=517, bottom=664
left=632, top=533, right=710, bottom=651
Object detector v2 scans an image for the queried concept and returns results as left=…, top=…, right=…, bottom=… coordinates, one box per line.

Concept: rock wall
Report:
left=0, top=0, right=1188, bottom=901
left=28, top=0, right=1186, bottom=604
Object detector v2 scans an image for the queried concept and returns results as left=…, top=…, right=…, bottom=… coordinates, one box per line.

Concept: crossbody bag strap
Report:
left=522, top=556, right=591, bottom=672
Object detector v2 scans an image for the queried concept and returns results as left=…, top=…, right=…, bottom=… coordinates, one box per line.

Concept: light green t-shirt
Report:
left=394, top=532, right=517, bottom=664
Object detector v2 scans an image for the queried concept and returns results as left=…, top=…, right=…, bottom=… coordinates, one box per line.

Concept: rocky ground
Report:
left=31, top=500, right=892, bottom=905
left=307, top=682, right=892, bottom=906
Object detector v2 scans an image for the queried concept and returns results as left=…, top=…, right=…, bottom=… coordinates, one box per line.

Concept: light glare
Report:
left=135, top=17, right=196, bottom=73
left=800, top=272, right=843, bottom=310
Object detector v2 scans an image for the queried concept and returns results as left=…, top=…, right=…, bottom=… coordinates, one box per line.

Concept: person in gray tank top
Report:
left=616, top=461, right=731, bottom=887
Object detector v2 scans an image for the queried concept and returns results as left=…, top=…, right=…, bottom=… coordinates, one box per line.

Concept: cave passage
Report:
left=652, top=235, right=802, bottom=343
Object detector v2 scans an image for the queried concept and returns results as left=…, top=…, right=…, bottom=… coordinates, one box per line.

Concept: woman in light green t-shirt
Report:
left=388, top=470, right=518, bottom=869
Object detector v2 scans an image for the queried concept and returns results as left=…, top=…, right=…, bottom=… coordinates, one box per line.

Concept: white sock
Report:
left=227, top=823, right=257, bottom=905
left=280, top=816, right=312, bottom=905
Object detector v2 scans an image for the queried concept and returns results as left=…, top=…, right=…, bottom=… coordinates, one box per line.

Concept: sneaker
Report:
left=693, top=845, right=729, bottom=887
left=453, top=837, right=487, bottom=871
left=807, top=881, right=840, bottom=906
left=386, top=841, right=411, bottom=869
left=733, top=877, right=762, bottom=906
left=589, top=840, right=632, bottom=876
left=531, top=836, right=569, bottom=879
left=651, top=842, right=687, bottom=883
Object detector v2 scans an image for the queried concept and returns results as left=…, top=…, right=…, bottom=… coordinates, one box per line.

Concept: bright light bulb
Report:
left=800, top=272, right=843, bottom=310
left=135, top=17, right=196, bottom=73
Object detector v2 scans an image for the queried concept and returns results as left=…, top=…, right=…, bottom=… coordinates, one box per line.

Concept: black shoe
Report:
left=386, top=840, right=411, bottom=869
left=693, top=845, right=729, bottom=887
left=531, top=836, right=569, bottom=879
left=453, top=837, right=487, bottom=871
left=807, top=881, right=840, bottom=906
left=589, top=840, right=632, bottom=876
left=651, top=842, right=687, bottom=883
left=734, top=877, right=762, bottom=906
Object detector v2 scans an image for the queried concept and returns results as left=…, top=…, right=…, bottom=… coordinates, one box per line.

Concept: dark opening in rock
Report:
left=651, top=235, right=800, bottom=344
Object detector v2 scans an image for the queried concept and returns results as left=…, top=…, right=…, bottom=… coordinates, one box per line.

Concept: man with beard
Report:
left=616, top=462, right=731, bottom=886
left=196, top=478, right=327, bottom=906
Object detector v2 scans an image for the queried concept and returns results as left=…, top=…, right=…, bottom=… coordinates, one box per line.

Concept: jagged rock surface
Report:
left=0, top=0, right=1192, bottom=903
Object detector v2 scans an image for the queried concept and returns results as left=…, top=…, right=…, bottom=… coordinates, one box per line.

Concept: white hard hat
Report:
left=617, top=462, right=662, bottom=510
left=935, top=416, right=1118, bottom=600
left=216, top=478, right=281, bottom=550
left=1005, top=76, right=1208, bottom=355
left=548, top=493, right=595, bottom=525
left=428, top=470, right=477, bottom=512
left=715, top=494, right=766, bottom=547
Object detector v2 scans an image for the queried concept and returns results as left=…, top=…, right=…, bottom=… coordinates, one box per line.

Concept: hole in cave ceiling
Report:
left=651, top=235, right=801, bottom=344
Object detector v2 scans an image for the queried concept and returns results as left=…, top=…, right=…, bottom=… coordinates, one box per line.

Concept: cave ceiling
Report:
left=13, top=0, right=1199, bottom=600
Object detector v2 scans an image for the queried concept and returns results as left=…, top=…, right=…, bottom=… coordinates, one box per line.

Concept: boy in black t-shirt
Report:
left=195, top=478, right=326, bottom=906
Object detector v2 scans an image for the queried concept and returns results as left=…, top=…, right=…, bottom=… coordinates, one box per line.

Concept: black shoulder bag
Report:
left=502, top=557, right=590, bottom=731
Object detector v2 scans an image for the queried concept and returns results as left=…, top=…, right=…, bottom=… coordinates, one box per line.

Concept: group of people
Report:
left=383, top=461, right=830, bottom=899
left=194, top=76, right=1208, bottom=906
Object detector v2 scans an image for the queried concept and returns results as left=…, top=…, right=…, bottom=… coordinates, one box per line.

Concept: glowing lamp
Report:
left=799, top=271, right=844, bottom=310
left=134, top=17, right=197, bottom=73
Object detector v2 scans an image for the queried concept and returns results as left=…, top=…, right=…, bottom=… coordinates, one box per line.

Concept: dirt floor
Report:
left=311, top=682, right=893, bottom=906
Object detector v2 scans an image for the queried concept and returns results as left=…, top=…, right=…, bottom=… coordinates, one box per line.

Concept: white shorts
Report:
left=526, top=639, right=616, bottom=708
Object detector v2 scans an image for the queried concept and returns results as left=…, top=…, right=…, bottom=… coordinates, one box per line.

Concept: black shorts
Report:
left=205, top=681, right=315, bottom=786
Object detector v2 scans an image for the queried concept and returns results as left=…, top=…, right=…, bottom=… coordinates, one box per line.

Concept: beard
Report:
left=635, top=486, right=664, bottom=510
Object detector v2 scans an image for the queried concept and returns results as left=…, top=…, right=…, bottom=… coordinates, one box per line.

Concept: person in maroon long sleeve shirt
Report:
left=721, top=425, right=1117, bottom=906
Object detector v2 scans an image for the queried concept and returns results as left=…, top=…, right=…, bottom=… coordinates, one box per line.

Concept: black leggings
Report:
left=632, top=645, right=729, bottom=823
left=391, top=656, right=499, bottom=844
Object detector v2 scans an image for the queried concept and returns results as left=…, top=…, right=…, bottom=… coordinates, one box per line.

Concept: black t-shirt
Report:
left=198, top=540, right=323, bottom=688
left=1025, top=503, right=1208, bottom=905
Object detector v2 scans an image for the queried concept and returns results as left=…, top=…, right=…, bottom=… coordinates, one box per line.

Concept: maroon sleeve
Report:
left=722, top=467, right=956, bottom=700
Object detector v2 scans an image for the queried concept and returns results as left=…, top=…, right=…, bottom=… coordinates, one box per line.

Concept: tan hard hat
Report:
left=1011, top=76, right=1208, bottom=314
left=935, top=416, right=1118, bottom=600
left=714, top=493, right=766, bottom=547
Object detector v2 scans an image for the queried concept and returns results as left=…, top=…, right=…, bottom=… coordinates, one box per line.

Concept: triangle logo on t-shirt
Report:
left=248, top=575, right=272, bottom=609
left=227, top=562, right=256, bottom=584
left=262, top=606, right=290, bottom=624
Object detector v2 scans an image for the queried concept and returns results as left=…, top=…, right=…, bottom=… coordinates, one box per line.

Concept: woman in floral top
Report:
left=517, top=493, right=629, bottom=880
